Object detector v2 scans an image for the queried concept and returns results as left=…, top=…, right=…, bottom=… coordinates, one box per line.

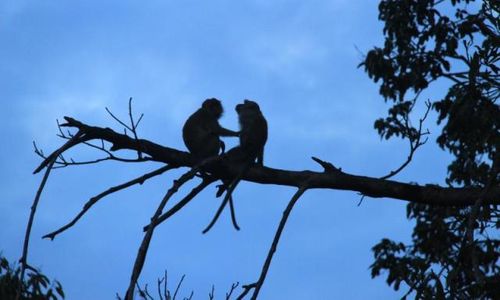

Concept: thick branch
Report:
left=35, top=117, right=500, bottom=206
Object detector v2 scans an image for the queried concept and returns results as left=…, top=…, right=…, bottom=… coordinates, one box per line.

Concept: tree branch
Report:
left=42, top=165, right=175, bottom=240
left=143, top=176, right=216, bottom=232
left=33, top=116, right=500, bottom=206
left=19, top=131, right=84, bottom=299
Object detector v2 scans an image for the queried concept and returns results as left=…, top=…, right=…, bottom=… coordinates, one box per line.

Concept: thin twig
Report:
left=208, top=285, right=215, bottom=300
left=106, top=107, right=133, bottom=132
left=226, top=282, right=239, bottom=300
left=172, top=274, right=185, bottom=300
left=357, top=100, right=431, bottom=206
left=43, top=165, right=174, bottom=240
left=157, top=276, right=164, bottom=300
left=128, top=97, right=143, bottom=159
left=380, top=100, right=431, bottom=180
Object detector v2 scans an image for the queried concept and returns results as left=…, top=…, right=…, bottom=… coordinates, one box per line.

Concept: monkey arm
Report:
left=216, top=126, right=239, bottom=137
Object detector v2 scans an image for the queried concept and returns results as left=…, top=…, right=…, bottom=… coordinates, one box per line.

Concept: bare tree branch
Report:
left=226, top=282, right=239, bottom=300
left=380, top=100, right=432, bottom=180
left=42, top=165, right=175, bottom=240
left=33, top=116, right=500, bottom=206
left=124, top=159, right=218, bottom=300
left=19, top=131, right=84, bottom=300
left=172, top=274, right=185, bottom=300
left=143, top=177, right=216, bottom=232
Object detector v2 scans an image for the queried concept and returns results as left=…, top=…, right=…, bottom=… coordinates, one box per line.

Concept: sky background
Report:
left=1, top=1, right=454, bottom=299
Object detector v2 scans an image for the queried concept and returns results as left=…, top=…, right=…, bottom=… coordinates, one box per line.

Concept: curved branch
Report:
left=34, top=116, right=500, bottom=206
left=43, top=165, right=175, bottom=240
left=125, top=169, right=198, bottom=300
left=20, top=131, right=84, bottom=299
left=380, top=100, right=432, bottom=180
left=143, top=176, right=217, bottom=232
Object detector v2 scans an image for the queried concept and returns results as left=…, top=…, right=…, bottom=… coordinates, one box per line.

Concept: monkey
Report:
left=203, top=99, right=268, bottom=233
left=182, top=98, right=239, bottom=161
left=235, top=99, right=268, bottom=165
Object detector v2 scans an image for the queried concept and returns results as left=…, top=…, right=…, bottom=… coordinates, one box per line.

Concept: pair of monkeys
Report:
left=182, top=98, right=268, bottom=166
left=182, top=98, right=267, bottom=232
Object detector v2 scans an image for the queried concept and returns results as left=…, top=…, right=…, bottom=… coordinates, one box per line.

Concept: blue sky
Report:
left=1, top=1, right=454, bottom=299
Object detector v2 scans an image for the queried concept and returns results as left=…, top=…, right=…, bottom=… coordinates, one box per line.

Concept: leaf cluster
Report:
left=363, top=0, right=500, bottom=297
left=362, top=0, right=499, bottom=186
left=371, top=203, right=500, bottom=298
left=0, top=255, right=64, bottom=300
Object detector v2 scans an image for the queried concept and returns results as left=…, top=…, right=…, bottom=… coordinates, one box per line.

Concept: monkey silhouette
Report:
left=182, top=98, right=239, bottom=160
left=203, top=99, right=268, bottom=233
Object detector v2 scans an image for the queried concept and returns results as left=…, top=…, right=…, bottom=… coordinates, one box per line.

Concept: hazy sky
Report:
left=1, top=1, right=454, bottom=299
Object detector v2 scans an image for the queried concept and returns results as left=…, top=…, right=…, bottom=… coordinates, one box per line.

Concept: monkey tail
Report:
left=203, top=177, right=241, bottom=234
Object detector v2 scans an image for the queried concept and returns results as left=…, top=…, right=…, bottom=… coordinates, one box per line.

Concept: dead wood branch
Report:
left=34, top=116, right=500, bottom=206
left=43, top=165, right=175, bottom=240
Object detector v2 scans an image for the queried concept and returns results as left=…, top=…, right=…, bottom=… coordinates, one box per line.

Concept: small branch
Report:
left=19, top=131, right=84, bottom=299
left=35, top=126, right=151, bottom=172
left=311, top=156, right=342, bottom=173
left=18, top=159, right=55, bottom=299
left=43, top=165, right=175, bottom=240
left=136, top=282, right=154, bottom=300
left=226, top=282, right=239, bottom=300
left=125, top=157, right=221, bottom=300
left=236, top=283, right=256, bottom=300
left=106, top=107, right=133, bottom=132
left=128, top=97, right=143, bottom=159
left=209, top=285, right=215, bottom=300
left=33, top=131, right=86, bottom=174
left=143, top=176, right=216, bottom=232
left=162, top=270, right=169, bottom=300
left=380, top=100, right=431, bottom=180
left=172, top=274, right=185, bottom=300
left=237, top=187, right=307, bottom=300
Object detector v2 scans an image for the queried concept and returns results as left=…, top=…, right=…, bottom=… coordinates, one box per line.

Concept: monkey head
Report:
left=202, top=98, right=224, bottom=119
left=235, top=99, right=261, bottom=114
left=236, top=99, right=263, bottom=129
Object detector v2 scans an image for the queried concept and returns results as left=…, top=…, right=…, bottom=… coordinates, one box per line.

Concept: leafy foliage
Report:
left=362, top=0, right=500, bottom=298
left=0, top=255, right=64, bottom=300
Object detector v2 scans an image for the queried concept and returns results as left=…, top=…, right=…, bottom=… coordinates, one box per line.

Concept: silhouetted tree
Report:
left=362, top=0, right=499, bottom=298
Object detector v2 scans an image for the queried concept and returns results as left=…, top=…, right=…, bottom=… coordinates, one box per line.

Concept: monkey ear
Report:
left=235, top=104, right=243, bottom=113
